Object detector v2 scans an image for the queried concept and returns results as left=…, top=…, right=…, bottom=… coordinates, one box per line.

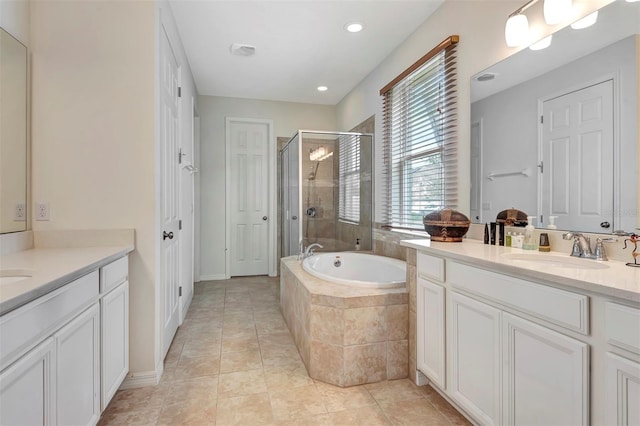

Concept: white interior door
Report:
left=160, top=26, right=180, bottom=358
left=228, top=119, right=270, bottom=276
left=541, top=80, right=614, bottom=232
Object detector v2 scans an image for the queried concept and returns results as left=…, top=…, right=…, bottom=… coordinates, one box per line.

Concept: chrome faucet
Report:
left=304, top=243, right=323, bottom=259
left=562, top=232, right=617, bottom=260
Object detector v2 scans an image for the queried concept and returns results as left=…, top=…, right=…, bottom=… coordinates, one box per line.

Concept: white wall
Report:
left=472, top=36, right=637, bottom=230
left=336, top=0, right=612, bottom=222
left=198, top=96, right=336, bottom=279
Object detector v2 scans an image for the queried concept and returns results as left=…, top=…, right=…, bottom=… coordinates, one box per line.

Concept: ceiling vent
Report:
left=476, top=73, right=497, bottom=82
left=230, top=43, right=256, bottom=57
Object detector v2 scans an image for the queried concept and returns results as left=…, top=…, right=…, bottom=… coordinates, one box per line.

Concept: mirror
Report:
left=470, top=1, right=639, bottom=234
left=0, top=27, right=28, bottom=233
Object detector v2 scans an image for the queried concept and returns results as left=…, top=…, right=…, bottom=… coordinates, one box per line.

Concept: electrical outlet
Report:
left=36, top=202, right=50, bottom=221
left=13, top=203, right=26, bottom=221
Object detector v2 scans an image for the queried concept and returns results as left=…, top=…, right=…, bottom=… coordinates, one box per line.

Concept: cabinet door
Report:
left=0, top=337, right=56, bottom=425
left=448, top=291, right=501, bottom=425
left=606, top=352, right=640, bottom=425
left=417, top=277, right=445, bottom=388
left=56, top=303, right=100, bottom=426
left=101, top=281, right=129, bottom=410
left=502, top=312, right=588, bottom=425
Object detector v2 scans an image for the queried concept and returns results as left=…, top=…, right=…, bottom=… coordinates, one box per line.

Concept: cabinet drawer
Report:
left=100, top=256, right=128, bottom=294
left=0, top=271, right=99, bottom=370
left=417, top=252, right=445, bottom=282
left=448, top=262, right=589, bottom=334
left=605, top=302, right=640, bottom=354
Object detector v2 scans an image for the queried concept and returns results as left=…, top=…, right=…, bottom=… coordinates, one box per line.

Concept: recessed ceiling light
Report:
left=345, top=22, right=364, bottom=33
left=317, top=86, right=328, bottom=92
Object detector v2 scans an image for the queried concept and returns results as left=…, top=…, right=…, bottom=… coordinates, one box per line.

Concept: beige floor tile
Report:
left=216, top=393, right=275, bottom=425
left=364, top=379, right=424, bottom=404
left=219, top=348, right=262, bottom=373
left=326, top=404, right=392, bottom=425
left=314, top=380, right=377, bottom=412
left=175, top=354, right=221, bottom=379
left=221, top=334, right=260, bottom=353
left=168, top=376, right=218, bottom=401
left=379, top=398, right=450, bottom=425
left=156, top=398, right=217, bottom=425
left=181, top=337, right=222, bottom=358
left=258, top=331, right=297, bottom=347
left=217, top=368, right=268, bottom=398
left=98, top=406, right=162, bottom=425
left=264, top=365, right=314, bottom=391
left=268, top=384, right=327, bottom=421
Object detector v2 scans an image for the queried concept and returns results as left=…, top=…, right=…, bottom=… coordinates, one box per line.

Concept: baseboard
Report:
left=415, top=369, right=429, bottom=386
left=119, top=368, right=161, bottom=389
left=199, top=274, right=227, bottom=281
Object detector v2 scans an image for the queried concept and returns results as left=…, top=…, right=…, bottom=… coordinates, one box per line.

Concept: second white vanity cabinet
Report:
left=0, top=253, right=130, bottom=426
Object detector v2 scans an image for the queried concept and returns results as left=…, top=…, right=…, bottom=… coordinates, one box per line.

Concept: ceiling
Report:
left=168, top=0, right=444, bottom=105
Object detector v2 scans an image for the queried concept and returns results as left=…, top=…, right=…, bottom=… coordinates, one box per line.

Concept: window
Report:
left=338, top=134, right=361, bottom=224
left=380, top=36, right=459, bottom=230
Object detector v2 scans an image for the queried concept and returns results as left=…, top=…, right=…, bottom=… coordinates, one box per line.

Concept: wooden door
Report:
left=160, top=26, right=181, bottom=358
left=541, top=80, right=614, bottom=232
left=228, top=119, right=270, bottom=276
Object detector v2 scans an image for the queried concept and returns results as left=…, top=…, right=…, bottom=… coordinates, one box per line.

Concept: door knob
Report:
left=263, top=216, right=268, bottom=221
left=600, top=221, right=610, bottom=229
left=163, top=231, right=174, bottom=240
left=292, top=216, right=298, bottom=220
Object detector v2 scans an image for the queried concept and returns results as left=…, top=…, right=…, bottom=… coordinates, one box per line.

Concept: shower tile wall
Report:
left=302, top=138, right=336, bottom=249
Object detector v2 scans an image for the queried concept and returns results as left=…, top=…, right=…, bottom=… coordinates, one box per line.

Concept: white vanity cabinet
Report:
left=0, top=254, right=129, bottom=426
left=416, top=252, right=446, bottom=389
left=448, top=291, right=501, bottom=425
left=415, top=251, right=591, bottom=425
left=56, top=303, right=100, bottom=426
left=0, top=337, right=56, bottom=425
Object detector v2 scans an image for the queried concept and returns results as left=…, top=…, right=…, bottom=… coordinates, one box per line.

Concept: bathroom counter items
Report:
left=0, top=245, right=133, bottom=315
left=401, top=239, right=640, bottom=302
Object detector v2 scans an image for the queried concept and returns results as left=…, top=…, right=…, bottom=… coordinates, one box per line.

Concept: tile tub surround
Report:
left=280, top=256, right=409, bottom=387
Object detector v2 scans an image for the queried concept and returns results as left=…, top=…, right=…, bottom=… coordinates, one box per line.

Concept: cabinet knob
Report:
left=163, top=231, right=174, bottom=240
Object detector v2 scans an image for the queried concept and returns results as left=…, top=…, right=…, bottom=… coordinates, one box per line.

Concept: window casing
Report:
left=381, top=36, right=458, bottom=230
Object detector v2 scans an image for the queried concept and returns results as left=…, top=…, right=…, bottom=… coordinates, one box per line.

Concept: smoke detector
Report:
left=230, top=43, right=256, bottom=57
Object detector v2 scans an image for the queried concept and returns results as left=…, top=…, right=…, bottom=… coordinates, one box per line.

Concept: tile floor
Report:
left=99, top=276, right=471, bottom=425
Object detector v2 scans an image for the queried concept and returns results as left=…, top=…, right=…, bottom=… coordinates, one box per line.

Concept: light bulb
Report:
left=530, top=35, right=552, bottom=51
left=505, top=14, right=529, bottom=47
left=571, top=11, right=598, bottom=29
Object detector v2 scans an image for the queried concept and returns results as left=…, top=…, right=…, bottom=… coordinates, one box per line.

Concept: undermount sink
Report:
left=0, top=269, right=34, bottom=285
left=501, top=253, right=610, bottom=270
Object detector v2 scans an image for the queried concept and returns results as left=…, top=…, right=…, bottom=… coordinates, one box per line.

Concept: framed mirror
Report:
left=470, top=0, right=638, bottom=234
left=0, top=27, right=28, bottom=234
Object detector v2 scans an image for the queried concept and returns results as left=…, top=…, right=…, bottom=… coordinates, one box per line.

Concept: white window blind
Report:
left=338, top=134, right=360, bottom=224
left=380, top=36, right=459, bottom=230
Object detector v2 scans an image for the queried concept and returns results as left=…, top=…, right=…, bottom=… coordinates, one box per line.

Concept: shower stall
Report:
left=279, top=130, right=373, bottom=257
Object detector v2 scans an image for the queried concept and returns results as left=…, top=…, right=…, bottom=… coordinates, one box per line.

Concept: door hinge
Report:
left=179, top=220, right=182, bottom=230
left=540, top=115, right=544, bottom=124
left=179, top=286, right=182, bottom=297
left=538, top=161, right=544, bottom=173
left=178, top=148, right=183, bottom=164
left=178, top=87, right=182, bottom=98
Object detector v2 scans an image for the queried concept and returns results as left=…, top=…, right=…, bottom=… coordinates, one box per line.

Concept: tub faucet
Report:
left=304, top=243, right=323, bottom=258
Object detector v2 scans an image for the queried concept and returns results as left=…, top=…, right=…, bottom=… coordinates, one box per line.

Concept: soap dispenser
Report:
left=523, top=216, right=537, bottom=250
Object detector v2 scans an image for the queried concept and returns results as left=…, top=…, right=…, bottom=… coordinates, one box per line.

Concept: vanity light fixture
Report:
left=317, top=86, right=328, bottom=92
left=626, top=0, right=640, bottom=2
left=345, top=22, right=364, bottom=33
left=543, top=0, right=572, bottom=24
left=570, top=11, right=598, bottom=29
left=505, top=13, right=530, bottom=47
left=529, top=35, right=552, bottom=50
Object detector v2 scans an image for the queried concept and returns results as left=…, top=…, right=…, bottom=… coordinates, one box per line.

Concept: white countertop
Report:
left=401, top=238, right=640, bottom=303
left=0, top=245, right=134, bottom=315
